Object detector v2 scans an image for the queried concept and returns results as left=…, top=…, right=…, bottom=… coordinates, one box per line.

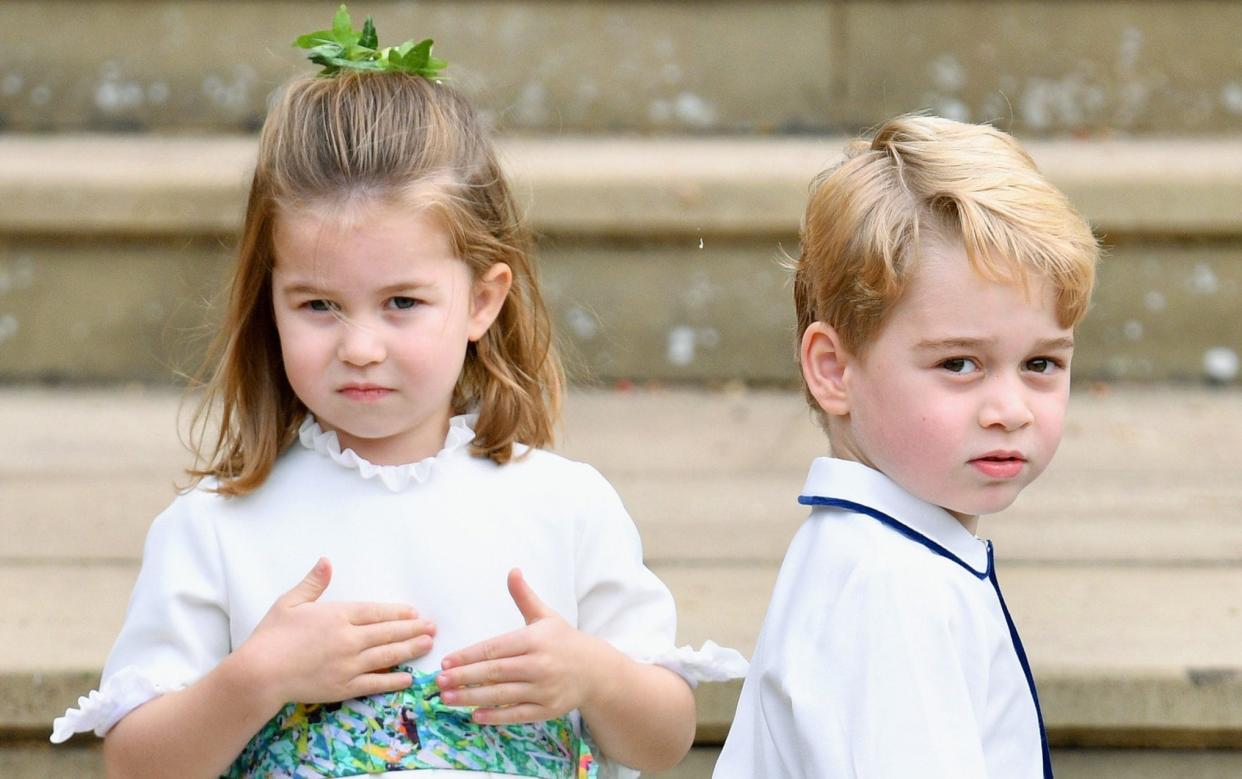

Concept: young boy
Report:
left=714, top=116, right=1098, bottom=778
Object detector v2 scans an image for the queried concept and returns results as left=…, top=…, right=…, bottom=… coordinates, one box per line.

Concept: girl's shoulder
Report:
left=483, top=445, right=617, bottom=496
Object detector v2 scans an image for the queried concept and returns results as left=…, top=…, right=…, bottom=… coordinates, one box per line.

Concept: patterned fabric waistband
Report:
left=225, top=668, right=597, bottom=778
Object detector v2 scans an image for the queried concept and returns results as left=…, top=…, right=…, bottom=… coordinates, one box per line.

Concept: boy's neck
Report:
left=826, top=445, right=981, bottom=536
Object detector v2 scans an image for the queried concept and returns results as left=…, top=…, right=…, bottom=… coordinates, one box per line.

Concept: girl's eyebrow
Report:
left=376, top=281, right=433, bottom=296
left=278, top=281, right=433, bottom=297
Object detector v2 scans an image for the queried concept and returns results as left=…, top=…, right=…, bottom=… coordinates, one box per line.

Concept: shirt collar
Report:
left=799, top=457, right=990, bottom=576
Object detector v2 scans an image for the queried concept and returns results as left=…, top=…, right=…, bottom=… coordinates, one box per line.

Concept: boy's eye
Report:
left=306, top=299, right=337, bottom=312
left=388, top=296, right=420, bottom=311
left=940, top=357, right=980, bottom=375
left=1026, top=357, right=1062, bottom=374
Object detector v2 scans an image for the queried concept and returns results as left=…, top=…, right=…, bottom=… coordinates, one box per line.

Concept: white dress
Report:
left=52, top=414, right=746, bottom=778
left=714, top=457, right=1050, bottom=779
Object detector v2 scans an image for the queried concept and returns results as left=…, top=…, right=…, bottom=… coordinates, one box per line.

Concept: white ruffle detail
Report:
left=49, top=666, right=179, bottom=743
left=297, top=413, right=477, bottom=492
left=642, top=640, right=750, bottom=688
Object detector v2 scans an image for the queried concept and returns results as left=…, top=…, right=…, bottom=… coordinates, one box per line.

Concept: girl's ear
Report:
left=467, top=263, right=513, bottom=341
left=800, top=321, right=853, bottom=417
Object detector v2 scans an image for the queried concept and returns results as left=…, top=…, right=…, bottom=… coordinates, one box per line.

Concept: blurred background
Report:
left=2, top=2, right=1240, bottom=777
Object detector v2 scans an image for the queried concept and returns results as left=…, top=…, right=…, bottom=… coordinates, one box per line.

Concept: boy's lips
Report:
left=969, top=451, right=1027, bottom=479
left=338, top=384, right=394, bottom=401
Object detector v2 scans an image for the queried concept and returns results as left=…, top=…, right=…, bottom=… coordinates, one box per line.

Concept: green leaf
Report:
left=293, top=29, right=335, bottom=49
left=307, top=43, right=345, bottom=64
left=331, top=4, right=359, bottom=48
left=406, top=38, right=433, bottom=69
left=293, top=7, right=447, bottom=79
left=359, top=16, right=378, bottom=50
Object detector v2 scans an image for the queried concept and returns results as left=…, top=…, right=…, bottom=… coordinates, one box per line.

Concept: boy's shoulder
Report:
left=795, top=504, right=973, bottom=595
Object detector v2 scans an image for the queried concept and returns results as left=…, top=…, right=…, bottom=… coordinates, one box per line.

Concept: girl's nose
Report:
left=337, top=321, right=386, bottom=366
left=978, top=377, right=1035, bottom=432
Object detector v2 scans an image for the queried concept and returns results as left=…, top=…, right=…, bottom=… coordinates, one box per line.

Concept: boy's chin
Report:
left=941, top=490, right=1023, bottom=520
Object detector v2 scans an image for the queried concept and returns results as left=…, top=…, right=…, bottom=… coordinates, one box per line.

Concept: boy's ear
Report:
left=800, top=321, right=853, bottom=417
left=467, top=263, right=513, bottom=341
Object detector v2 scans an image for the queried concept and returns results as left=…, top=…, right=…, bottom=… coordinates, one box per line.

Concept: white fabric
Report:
left=714, top=457, right=1045, bottom=779
left=53, top=414, right=744, bottom=777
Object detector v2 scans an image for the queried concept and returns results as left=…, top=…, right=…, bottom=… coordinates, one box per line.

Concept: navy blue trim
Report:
left=802, top=495, right=1053, bottom=776
left=987, top=542, right=1054, bottom=778
left=798, top=495, right=989, bottom=578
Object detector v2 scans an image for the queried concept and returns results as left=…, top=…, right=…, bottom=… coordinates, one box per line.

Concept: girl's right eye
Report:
left=940, top=357, right=981, bottom=375
left=306, top=300, right=337, bottom=312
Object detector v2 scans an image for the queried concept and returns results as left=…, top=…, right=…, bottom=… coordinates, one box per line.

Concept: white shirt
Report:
left=53, top=415, right=744, bottom=778
left=714, top=458, right=1051, bottom=779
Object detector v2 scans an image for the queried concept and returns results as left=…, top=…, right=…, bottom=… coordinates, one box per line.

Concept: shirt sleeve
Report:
left=570, top=463, right=678, bottom=663
left=763, top=555, right=990, bottom=779
left=51, top=491, right=231, bottom=742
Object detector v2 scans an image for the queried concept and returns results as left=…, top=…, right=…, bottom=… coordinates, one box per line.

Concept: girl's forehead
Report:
left=270, top=202, right=463, bottom=286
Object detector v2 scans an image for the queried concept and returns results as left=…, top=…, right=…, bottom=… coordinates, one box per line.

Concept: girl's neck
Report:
left=318, top=410, right=454, bottom=466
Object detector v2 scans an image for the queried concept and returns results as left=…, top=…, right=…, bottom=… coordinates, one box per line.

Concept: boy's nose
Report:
left=337, top=321, right=386, bottom=366
left=978, top=378, right=1034, bottom=431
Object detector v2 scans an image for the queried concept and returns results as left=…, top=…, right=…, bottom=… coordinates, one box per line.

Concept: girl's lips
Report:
left=969, top=456, right=1026, bottom=479
left=339, top=386, right=393, bottom=402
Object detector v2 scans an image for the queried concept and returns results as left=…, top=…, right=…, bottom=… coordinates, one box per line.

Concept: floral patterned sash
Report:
left=225, top=668, right=597, bottom=778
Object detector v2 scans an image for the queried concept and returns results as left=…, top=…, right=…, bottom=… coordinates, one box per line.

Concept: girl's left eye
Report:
left=388, top=297, right=419, bottom=310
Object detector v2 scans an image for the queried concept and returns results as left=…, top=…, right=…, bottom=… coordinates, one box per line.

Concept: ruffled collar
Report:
left=297, top=413, right=477, bottom=492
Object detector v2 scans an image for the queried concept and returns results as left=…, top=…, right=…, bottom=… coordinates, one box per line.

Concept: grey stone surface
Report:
left=842, top=1, right=1242, bottom=136
left=5, top=135, right=1242, bottom=237
left=4, top=387, right=1242, bottom=564
left=9, top=744, right=1242, bottom=779
left=4, top=1, right=1242, bottom=135
left=2, top=232, right=1239, bottom=383
left=4, top=386, right=1242, bottom=746
left=2, top=134, right=1240, bottom=383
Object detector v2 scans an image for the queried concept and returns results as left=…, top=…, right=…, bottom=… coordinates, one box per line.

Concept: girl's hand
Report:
left=238, top=558, right=436, bottom=708
left=436, top=568, right=608, bottom=724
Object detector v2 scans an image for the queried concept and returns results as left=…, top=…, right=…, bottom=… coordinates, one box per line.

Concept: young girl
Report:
left=52, top=14, right=742, bottom=778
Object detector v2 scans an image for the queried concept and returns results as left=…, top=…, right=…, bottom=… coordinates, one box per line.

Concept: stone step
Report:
left=5, top=1, right=1242, bottom=136
left=3, top=386, right=1242, bottom=753
left=4, top=136, right=1242, bottom=237
left=6, top=744, right=1242, bottom=779
left=1, top=135, right=1240, bottom=384
left=5, top=386, right=1242, bottom=566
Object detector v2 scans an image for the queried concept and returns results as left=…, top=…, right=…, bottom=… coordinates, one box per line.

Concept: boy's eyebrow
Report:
left=914, top=337, right=994, bottom=351
left=914, top=336, right=1076, bottom=351
left=1034, top=336, right=1076, bottom=351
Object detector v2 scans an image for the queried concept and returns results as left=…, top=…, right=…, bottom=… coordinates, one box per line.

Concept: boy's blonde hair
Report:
left=794, top=115, right=1099, bottom=409
left=188, top=72, right=562, bottom=496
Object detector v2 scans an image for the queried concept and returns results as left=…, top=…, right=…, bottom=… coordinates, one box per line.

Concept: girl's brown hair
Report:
left=186, top=72, right=562, bottom=496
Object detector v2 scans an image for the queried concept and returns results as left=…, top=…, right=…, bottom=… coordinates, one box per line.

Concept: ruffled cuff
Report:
left=50, top=667, right=178, bottom=743
left=640, top=640, right=749, bottom=688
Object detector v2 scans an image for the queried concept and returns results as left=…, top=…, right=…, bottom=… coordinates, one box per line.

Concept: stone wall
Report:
left=3, top=1, right=1241, bottom=136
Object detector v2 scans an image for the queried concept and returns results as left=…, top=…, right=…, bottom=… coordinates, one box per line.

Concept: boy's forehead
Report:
left=877, top=241, right=1066, bottom=341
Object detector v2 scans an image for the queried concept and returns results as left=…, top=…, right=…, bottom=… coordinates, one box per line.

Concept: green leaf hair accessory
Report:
left=293, top=5, right=448, bottom=80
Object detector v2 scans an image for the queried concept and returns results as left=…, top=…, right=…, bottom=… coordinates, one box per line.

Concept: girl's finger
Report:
left=471, top=703, right=550, bottom=726
left=437, top=656, right=527, bottom=690
left=440, top=681, right=534, bottom=709
left=346, top=670, right=415, bottom=699
left=356, top=635, right=434, bottom=672
left=345, top=602, right=419, bottom=625
left=356, top=618, right=436, bottom=649
left=441, top=628, right=530, bottom=670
